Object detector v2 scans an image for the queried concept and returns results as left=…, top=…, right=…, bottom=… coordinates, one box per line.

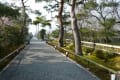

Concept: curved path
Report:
left=0, top=39, right=100, bottom=80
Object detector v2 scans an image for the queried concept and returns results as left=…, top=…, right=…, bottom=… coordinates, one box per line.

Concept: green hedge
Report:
left=82, top=46, right=94, bottom=55
left=66, top=43, right=75, bottom=51
left=93, top=49, right=116, bottom=61
left=81, top=46, right=117, bottom=61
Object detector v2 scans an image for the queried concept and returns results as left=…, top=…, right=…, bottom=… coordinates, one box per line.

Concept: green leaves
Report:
left=33, top=20, right=40, bottom=25
left=0, top=3, right=19, bottom=18
left=84, top=0, right=98, bottom=9
left=42, top=20, right=51, bottom=27
left=85, top=1, right=119, bottom=10
left=0, top=25, right=23, bottom=46
left=62, top=13, right=70, bottom=26
left=34, top=10, right=42, bottom=15
left=40, top=29, right=46, bottom=40
left=33, top=16, right=51, bottom=27
left=51, top=29, right=59, bottom=38
left=101, top=2, right=119, bottom=7
left=101, top=18, right=116, bottom=29
left=35, top=0, right=51, bottom=2
left=76, top=12, right=88, bottom=20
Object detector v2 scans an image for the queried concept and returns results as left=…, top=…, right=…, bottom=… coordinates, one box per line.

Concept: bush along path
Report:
left=0, top=39, right=100, bottom=80
left=47, top=40, right=119, bottom=80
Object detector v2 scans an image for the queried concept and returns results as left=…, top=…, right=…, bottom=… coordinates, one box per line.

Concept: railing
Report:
left=47, top=42, right=117, bottom=80
left=65, top=39, right=120, bottom=54
left=58, top=46, right=117, bottom=80
left=81, top=41, right=120, bottom=54
left=0, top=44, right=26, bottom=66
left=61, top=47, right=117, bottom=73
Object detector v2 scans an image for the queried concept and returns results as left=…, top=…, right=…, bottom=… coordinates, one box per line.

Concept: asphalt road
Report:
left=0, top=39, right=100, bottom=80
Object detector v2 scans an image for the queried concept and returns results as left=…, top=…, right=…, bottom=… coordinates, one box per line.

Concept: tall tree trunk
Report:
left=21, top=0, right=26, bottom=27
left=58, top=0, right=64, bottom=47
left=20, top=0, right=26, bottom=43
left=70, top=0, right=83, bottom=55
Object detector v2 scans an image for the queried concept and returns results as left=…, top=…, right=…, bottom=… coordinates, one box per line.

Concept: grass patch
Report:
left=84, top=55, right=120, bottom=71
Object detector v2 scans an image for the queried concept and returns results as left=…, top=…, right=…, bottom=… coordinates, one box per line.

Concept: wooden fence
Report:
left=81, top=41, right=120, bottom=54
left=0, top=44, right=26, bottom=71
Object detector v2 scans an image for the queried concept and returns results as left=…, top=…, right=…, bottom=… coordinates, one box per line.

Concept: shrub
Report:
left=106, top=52, right=116, bottom=58
left=94, top=49, right=104, bottom=59
left=82, top=46, right=94, bottom=55
left=94, top=49, right=116, bottom=61
left=66, top=43, right=74, bottom=51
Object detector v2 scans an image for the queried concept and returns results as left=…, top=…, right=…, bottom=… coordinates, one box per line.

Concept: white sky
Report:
left=0, top=0, right=58, bottom=35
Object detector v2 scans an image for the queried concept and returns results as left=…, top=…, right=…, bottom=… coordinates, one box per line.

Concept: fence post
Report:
left=111, top=74, right=116, bottom=80
left=87, top=61, right=90, bottom=67
left=115, top=71, right=120, bottom=80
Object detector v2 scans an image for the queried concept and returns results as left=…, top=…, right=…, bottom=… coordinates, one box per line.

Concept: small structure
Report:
left=111, top=71, right=120, bottom=80
left=65, top=52, right=69, bottom=57
left=115, top=71, right=120, bottom=80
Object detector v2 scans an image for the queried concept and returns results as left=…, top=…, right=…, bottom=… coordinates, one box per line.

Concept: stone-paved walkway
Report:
left=0, top=39, right=100, bottom=80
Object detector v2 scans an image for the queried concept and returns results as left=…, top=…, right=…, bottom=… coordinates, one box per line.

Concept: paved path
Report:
left=0, top=39, right=100, bottom=80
